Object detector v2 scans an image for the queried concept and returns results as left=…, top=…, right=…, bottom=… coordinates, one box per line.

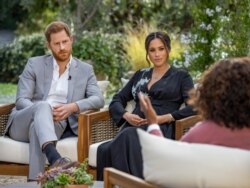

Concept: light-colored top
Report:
left=181, top=120, right=250, bottom=150
left=47, top=56, right=72, bottom=106
left=147, top=124, right=163, bottom=137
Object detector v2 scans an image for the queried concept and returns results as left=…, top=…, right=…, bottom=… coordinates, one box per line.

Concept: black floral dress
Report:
left=109, top=66, right=195, bottom=137
left=97, top=66, right=195, bottom=180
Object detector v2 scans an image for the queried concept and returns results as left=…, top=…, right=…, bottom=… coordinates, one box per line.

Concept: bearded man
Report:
left=5, top=21, right=104, bottom=181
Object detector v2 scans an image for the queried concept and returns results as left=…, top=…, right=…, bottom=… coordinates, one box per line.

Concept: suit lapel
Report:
left=43, top=56, right=53, bottom=100
left=67, top=59, right=77, bottom=103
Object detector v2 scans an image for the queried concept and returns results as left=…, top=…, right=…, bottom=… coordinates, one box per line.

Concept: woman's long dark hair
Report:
left=144, top=32, right=171, bottom=66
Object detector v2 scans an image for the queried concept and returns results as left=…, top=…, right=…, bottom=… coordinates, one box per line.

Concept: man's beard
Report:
left=52, top=50, right=71, bottom=62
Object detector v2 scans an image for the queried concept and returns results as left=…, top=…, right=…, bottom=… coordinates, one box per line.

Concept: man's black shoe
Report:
left=50, top=157, right=71, bottom=169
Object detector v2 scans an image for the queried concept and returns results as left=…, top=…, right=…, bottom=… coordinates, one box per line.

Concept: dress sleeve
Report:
left=171, top=70, right=196, bottom=120
left=109, top=71, right=140, bottom=127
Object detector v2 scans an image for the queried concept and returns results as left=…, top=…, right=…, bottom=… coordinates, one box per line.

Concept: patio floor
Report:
left=0, top=175, right=27, bottom=186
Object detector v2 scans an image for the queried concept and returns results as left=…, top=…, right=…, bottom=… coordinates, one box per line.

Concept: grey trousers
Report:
left=8, top=101, right=67, bottom=179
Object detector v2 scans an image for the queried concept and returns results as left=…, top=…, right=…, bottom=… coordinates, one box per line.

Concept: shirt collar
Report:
left=52, top=55, right=72, bottom=70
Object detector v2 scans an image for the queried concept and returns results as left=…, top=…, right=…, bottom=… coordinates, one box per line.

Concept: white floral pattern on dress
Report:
left=132, top=68, right=151, bottom=99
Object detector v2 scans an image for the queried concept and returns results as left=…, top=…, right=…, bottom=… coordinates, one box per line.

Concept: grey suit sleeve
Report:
left=15, top=59, right=35, bottom=110
left=75, top=66, right=105, bottom=112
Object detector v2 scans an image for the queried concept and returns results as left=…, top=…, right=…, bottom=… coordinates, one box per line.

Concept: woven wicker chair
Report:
left=0, top=103, right=201, bottom=178
left=80, top=108, right=202, bottom=179
left=0, top=103, right=95, bottom=176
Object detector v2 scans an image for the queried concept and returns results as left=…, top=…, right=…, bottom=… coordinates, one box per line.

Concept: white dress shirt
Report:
left=47, top=56, right=72, bottom=106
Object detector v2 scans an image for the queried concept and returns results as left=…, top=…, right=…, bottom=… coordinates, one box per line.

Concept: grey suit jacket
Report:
left=6, top=54, right=104, bottom=135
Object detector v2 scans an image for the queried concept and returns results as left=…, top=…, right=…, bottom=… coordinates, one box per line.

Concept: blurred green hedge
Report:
left=0, top=31, right=130, bottom=88
left=73, top=31, right=130, bottom=86
left=0, top=34, right=47, bottom=83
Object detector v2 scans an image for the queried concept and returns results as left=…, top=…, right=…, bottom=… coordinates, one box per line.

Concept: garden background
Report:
left=1, top=0, right=250, bottom=103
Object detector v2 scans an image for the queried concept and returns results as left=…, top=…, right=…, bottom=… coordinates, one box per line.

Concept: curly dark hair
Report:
left=189, top=57, right=250, bottom=129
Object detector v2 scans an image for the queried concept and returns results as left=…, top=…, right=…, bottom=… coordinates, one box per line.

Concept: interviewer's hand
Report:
left=138, top=92, right=158, bottom=125
left=139, top=93, right=175, bottom=124
left=52, top=103, right=79, bottom=122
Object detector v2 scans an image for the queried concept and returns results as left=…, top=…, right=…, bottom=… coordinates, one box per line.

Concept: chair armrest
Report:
left=76, top=109, right=99, bottom=162
left=175, top=115, right=202, bottom=140
left=0, top=103, right=15, bottom=136
left=104, top=167, right=156, bottom=188
left=77, top=109, right=119, bottom=162
left=0, top=103, right=15, bottom=115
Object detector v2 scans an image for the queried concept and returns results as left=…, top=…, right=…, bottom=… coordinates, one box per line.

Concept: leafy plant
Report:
left=73, top=30, right=130, bottom=87
left=123, top=23, right=150, bottom=71
left=37, top=160, right=93, bottom=188
left=123, top=22, right=186, bottom=72
left=173, top=0, right=250, bottom=78
left=0, top=33, right=47, bottom=83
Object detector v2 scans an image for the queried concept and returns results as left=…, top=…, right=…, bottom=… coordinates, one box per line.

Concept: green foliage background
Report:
left=172, top=0, right=250, bottom=80
left=1, top=0, right=250, bottom=92
left=0, top=34, right=47, bottom=83
left=73, top=31, right=130, bottom=86
left=0, top=32, right=129, bottom=89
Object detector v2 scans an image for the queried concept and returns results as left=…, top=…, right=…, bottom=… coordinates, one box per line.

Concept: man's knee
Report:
left=34, top=101, right=52, bottom=112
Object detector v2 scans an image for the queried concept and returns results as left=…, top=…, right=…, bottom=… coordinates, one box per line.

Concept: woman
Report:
left=181, top=57, right=250, bottom=149
left=97, top=32, right=195, bottom=180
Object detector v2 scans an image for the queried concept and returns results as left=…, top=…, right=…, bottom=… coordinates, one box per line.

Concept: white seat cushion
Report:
left=88, top=139, right=111, bottom=167
left=0, top=136, right=29, bottom=164
left=137, top=129, right=250, bottom=188
left=0, top=136, right=78, bottom=164
left=97, top=80, right=109, bottom=95
left=56, top=137, right=78, bottom=161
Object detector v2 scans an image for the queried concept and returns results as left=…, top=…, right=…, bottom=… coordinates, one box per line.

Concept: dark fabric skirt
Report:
left=96, top=123, right=174, bottom=180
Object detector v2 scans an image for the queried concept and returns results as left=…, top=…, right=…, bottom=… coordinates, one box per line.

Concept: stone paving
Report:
left=0, top=175, right=27, bottom=186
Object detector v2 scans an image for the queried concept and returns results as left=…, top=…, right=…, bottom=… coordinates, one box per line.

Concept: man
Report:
left=4, top=21, right=104, bottom=180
